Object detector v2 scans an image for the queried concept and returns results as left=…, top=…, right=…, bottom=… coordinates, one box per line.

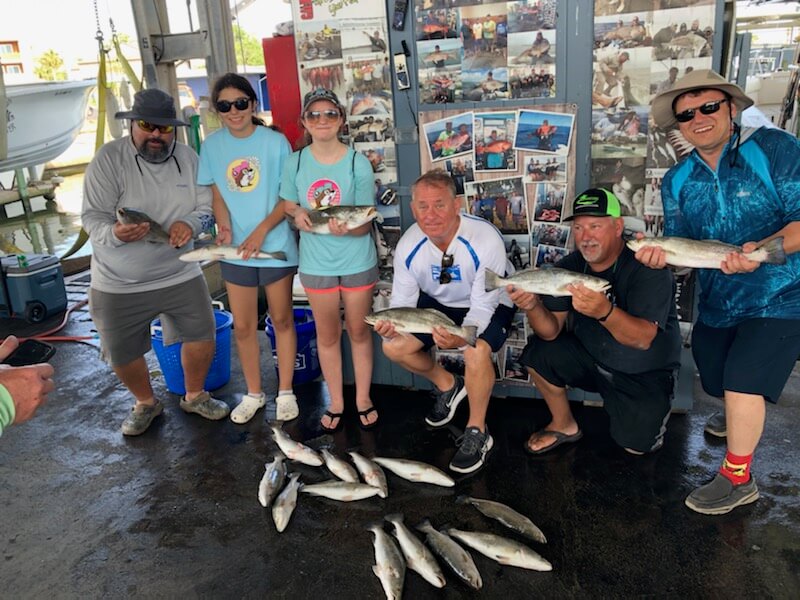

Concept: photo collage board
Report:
left=589, top=0, right=717, bottom=237
left=290, top=0, right=400, bottom=229
left=413, top=1, right=558, bottom=104
left=420, top=104, right=576, bottom=384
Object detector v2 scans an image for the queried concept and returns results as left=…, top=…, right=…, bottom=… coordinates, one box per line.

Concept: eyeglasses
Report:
left=439, top=253, right=454, bottom=284
left=304, top=109, right=341, bottom=123
left=136, top=120, right=174, bottom=134
left=215, top=97, right=251, bottom=113
left=674, top=98, right=729, bottom=123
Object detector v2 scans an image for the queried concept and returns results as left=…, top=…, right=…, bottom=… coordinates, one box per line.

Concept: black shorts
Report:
left=692, top=318, right=800, bottom=403
left=414, top=293, right=516, bottom=352
left=520, top=334, right=674, bottom=453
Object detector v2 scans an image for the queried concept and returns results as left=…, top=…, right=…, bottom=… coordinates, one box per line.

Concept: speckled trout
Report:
left=364, top=308, right=478, bottom=347
left=307, top=205, right=381, bottom=234
left=485, top=268, right=610, bottom=296
left=626, top=236, right=786, bottom=269
left=446, top=528, right=553, bottom=572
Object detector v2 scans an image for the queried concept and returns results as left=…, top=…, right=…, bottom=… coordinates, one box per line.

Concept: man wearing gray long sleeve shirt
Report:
left=82, top=89, right=229, bottom=436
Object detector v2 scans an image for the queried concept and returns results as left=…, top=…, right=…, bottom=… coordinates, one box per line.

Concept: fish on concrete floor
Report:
left=349, top=451, right=389, bottom=498
left=446, top=528, right=553, bottom=571
left=369, top=524, right=406, bottom=600
left=457, top=496, right=547, bottom=544
left=416, top=520, right=482, bottom=590
left=320, top=449, right=360, bottom=483
left=258, top=455, right=287, bottom=508
left=272, top=472, right=301, bottom=533
left=372, top=457, right=455, bottom=487
left=270, top=425, right=323, bottom=467
left=300, top=480, right=381, bottom=502
left=385, top=514, right=446, bottom=589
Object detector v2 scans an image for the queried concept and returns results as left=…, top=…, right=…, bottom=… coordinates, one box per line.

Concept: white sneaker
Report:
left=230, top=392, right=266, bottom=424
left=276, top=392, right=299, bottom=421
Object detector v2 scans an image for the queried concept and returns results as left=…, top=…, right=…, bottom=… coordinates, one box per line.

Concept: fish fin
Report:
left=270, top=251, right=288, bottom=261
left=760, top=236, right=786, bottom=265
left=384, top=513, right=404, bottom=524
left=463, top=326, right=478, bottom=347
left=423, top=308, right=456, bottom=323
left=372, top=565, right=382, bottom=577
left=484, top=269, right=499, bottom=292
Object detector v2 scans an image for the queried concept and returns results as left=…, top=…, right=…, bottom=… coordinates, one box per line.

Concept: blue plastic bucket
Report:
left=151, top=306, right=233, bottom=395
left=265, top=307, right=321, bottom=385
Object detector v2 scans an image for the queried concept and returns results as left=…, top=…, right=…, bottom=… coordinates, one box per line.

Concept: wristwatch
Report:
left=598, top=304, right=614, bottom=322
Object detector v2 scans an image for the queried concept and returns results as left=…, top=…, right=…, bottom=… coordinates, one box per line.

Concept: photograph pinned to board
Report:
left=532, top=182, right=567, bottom=223
left=461, top=67, right=509, bottom=101
left=345, top=54, right=392, bottom=97
left=348, top=90, right=393, bottom=117
left=459, top=3, right=509, bottom=72
left=444, top=156, right=475, bottom=196
left=503, top=342, right=530, bottom=383
left=507, top=0, right=557, bottom=34
left=590, top=157, right=646, bottom=219
left=650, top=4, right=715, bottom=62
left=422, top=112, right=474, bottom=163
left=298, top=60, right=346, bottom=102
left=350, top=115, right=394, bottom=143
left=505, top=233, right=531, bottom=271
left=593, top=12, right=651, bottom=51
left=418, top=38, right=462, bottom=70
left=464, top=176, right=527, bottom=234
left=535, top=243, right=569, bottom=267
left=295, top=21, right=343, bottom=63
left=590, top=106, right=648, bottom=159
left=506, top=311, right=530, bottom=345
left=514, top=109, right=574, bottom=155
left=507, top=29, right=555, bottom=66
left=356, top=142, right=396, bottom=176
left=435, top=349, right=466, bottom=377
left=531, top=222, right=570, bottom=249
left=523, top=152, right=566, bottom=183
left=474, top=111, right=517, bottom=172
left=419, top=65, right=461, bottom=104
left=509, top=64, right=555, bottom=99
left=591, top=46, right=650, bottom=112
left=340, top=18, right=389, bottom=54
left=416, top=6, right=459, bottom=40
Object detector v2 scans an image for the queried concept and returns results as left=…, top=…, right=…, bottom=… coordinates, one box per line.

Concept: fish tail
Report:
left=463, top=326, right=478, bottom=347
left=271, top=251, right=288, bottom=261
left=485, top=269, right=499, bottom=292
left=760, top=236, right=786, bottom=265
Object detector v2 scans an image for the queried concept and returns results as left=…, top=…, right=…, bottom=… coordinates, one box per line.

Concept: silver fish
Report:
left=270, top=426, right=324, bottom=467
left=372, top=457, right=455, bottom=488
left=117, top=207, right=170, bottom=243
left=416, top=520, right=482, bottom=590
left=348, top=451, right=389, bottom=498
left=446, top=528, right=553, bottom=572
left=179, top=244, right=287, bottom=262
left=307, top=205, right=382, bottom=234
left=485, top=268, right=611, bottom=296
left=457, top=496, right=547, bottom=544
left=258, top=455, right=287, bottom=508
left=368, top=524, right=406, bottom=600
left=301, top=480, right=381, bottom=502
left=626, top=236, right=786, bottom=269
left=385, top=514, right=446, bottom=589
left=320, top=449, right=360, bottom=483
left=272, top=472, right=301, bottom=533
left=364, top=308, right=478, bottom=347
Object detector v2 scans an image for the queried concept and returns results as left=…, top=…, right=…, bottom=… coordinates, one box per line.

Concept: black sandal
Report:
left=357, top=406, right=379, bottom=430
left=321, top=410, right=343, bottom=432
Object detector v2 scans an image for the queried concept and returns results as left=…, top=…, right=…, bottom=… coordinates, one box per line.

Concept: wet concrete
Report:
left=1, top=280, right=799, bottom=598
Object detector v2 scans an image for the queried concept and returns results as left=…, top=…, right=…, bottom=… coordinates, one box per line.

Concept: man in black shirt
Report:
left=508, top=188, right=681, bottom=455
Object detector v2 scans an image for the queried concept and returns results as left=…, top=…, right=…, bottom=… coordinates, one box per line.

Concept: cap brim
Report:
left=564, top=211, right=615, bottom=221
left=114, top=110, right=189, bottom=126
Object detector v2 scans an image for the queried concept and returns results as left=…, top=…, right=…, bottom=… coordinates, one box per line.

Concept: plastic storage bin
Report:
left=151, top=303, right=233, bottom=395
left=265, top=307, right=321, bottom=385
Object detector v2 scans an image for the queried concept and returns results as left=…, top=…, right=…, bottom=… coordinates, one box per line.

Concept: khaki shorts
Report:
left=90, top=276, right=215, bottom=367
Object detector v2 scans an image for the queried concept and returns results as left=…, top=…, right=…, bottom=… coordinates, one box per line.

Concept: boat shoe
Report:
left=121, top=400, right=163, bottom=436
left=180, top=391, right=230, bottom=420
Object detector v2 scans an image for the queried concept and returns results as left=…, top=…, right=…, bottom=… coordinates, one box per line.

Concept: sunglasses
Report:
left=215, top=97, right=251, bottom=113
left=674, top=98, right=729, bottom=123
left=304, top=109, right=341, bottom=123
left=136, top=120, right=174, bottom=134
left=439, top=253, right=454, bottom=284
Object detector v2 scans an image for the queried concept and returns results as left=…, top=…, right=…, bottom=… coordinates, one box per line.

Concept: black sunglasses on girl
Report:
left=674, top=98, right=729, bottom=123
left=136, top=120, right=174, bottom=134
left=304, top=109, right=341, bottom=123
left=216, top=97, right=251, bottom=113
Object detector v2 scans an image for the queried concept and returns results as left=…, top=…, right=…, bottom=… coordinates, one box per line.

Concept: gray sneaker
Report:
left=425, top=375, right=468, bottom=428
left=449, top=426, right=494, bottom=474
left=180, top=391, right=230, bottom=420
left=704, top=411, right=727, bottom=437
left=685, top=473, right=759, bottom=515
left=121, top=400, right=163, bottom=436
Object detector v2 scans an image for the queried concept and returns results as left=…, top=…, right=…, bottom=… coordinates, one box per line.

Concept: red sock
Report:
left=719, top=451, right=752, bottom=485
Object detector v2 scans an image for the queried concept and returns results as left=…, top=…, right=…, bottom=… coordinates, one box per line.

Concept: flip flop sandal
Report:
left=524, top=429, right=583, bottom=455
left=357, top=406, right=379, bottom=430
left=320, top=410, right=343, bottom=433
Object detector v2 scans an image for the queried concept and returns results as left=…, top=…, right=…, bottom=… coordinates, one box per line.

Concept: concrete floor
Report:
left=1, top=277, right=799, bottom=598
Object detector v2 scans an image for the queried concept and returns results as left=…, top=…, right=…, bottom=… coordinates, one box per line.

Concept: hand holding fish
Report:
left=372, top=319, right=399, bottom=341
left=114, top=220, right=151, bottom=243
left=567, top=283, right=612, bottom=320
left=432, top=325, right=467, bottom=350
left=292, top=206, right=313, bottom=232
left=168, top=220, right=193, bottom=249
left=507, top=285, right=540, bottom=312
left=239, top=225, right=268, bottom=260
left=326, top=217, right=349, bottom=236
left=215, top=225, right=232, bottom=245
left=721, top=242, right=761, bottom=275
left=631, top=233, right=667, bottom=269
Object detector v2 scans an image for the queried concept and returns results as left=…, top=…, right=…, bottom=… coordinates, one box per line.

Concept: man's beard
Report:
left=136, top=137, right=171, bottom=162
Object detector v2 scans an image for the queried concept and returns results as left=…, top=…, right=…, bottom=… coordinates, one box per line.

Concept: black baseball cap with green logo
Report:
left=564, top=187, right=622, bottom=221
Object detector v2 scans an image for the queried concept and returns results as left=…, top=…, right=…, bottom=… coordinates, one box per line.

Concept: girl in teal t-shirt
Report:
left=198, top=73, right=298, bottom=424
left=276, top=88, right=379, bottom=432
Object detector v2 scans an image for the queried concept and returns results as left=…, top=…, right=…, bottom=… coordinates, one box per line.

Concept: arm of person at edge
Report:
left=0, top=336, right=56, bottom=434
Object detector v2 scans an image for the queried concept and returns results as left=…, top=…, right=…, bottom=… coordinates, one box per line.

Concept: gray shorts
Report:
left=300, top=265, right=379, bottom=294
left=90, top=276, right=215, bottom=367
left=220, top=262, right=297, bottom=287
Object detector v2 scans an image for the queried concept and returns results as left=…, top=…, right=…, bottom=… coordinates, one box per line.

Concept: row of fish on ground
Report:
left=263, top=425, right=552, bottom=598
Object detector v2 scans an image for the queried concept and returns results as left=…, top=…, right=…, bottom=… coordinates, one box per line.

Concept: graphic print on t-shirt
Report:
left=307, top=178, right=341, bottom=208
left=226, top=156, right=260, bottom=191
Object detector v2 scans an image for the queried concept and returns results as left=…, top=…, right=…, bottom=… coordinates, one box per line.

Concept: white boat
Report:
left=0, top=80, right=95, bottom=174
